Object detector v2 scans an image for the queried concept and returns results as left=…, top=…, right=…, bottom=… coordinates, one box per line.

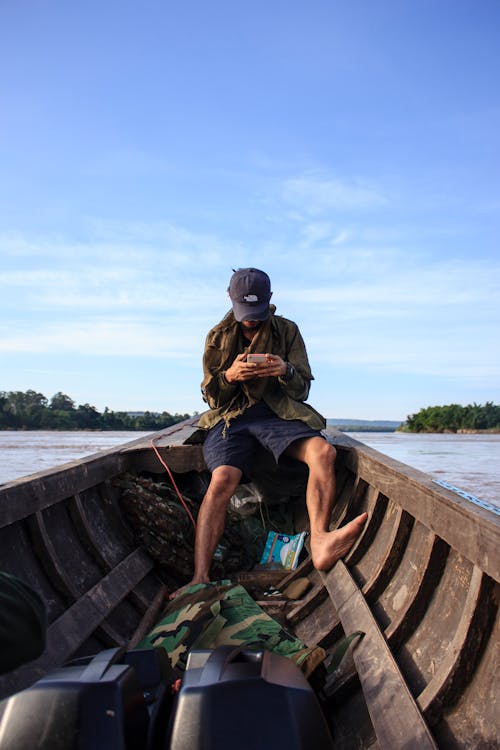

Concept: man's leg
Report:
left=285, top=437, right=367, bottom=571
left=189, top=464, right=242, bottom=585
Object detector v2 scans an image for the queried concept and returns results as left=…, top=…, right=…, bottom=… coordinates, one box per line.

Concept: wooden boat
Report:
left=0, top=418, right=498, bottom=749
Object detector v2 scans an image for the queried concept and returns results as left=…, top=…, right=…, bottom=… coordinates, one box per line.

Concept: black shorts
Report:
left=202, top=402, right=324, bottom=473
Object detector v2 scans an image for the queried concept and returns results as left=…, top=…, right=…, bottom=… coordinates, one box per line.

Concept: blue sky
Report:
left=1, top=1, right=499, bottom=421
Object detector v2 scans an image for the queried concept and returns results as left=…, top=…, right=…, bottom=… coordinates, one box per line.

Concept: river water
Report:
left=345, top=432, right=500, bottom=511
left=0, top=430, right=498, bottom=510
left=0, top=431, right=151, bottom=484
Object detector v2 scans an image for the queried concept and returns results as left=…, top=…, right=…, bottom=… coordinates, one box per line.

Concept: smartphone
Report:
left=247, top=353, right=268, bottom=364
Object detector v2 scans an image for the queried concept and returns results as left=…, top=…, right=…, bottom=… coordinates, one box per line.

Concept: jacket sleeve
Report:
left=200, top=333, right=239, bottom=410
left=277, top=324, right=314, bottom=402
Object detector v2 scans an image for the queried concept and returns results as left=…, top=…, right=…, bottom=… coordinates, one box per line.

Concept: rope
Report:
left=150, top=438, right=197, bottom=530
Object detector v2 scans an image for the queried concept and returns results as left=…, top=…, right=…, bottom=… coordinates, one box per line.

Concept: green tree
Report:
left=2, top=390, right=48, bottom=428
left=0, top=392, right=11, bottom=427
left=76, top=404, right=101, bottom=429
left=403, top=402, right=500, bottom=433
left=0, top=389, right=191, bottom=431
left=49, top=392, right=76, bottom=411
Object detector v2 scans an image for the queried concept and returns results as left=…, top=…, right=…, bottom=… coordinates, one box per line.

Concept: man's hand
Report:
left=255, top=354, right=287, bottom=378
left=224, top=353, right=260, bottom=383
left=225, top=353, right=287, bottom=382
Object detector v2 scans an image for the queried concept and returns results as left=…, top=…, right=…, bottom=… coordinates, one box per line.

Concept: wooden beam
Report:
left=0, top=453, right=131, bottom=528
left=128, top=585, right=168, bottom=649
left=321, top=561, right=438, bottom=750
left=0, top=417, right=200, bottom=528
left=384, top=533, right=448, bottom=649
left=131, top=445, right=207, bottom=474
left=343, top=485, right=385, bottom=566
left=286, top=571, right=328, bottom=626
left=0, top=548, right=154, bottom=697
left=69, top=492, right=149, bottom=613
left=331, top=433, right=500, bottom=584
left=417, top=566, right=495, bottom=723
left=358, top=507, right=414, bottom=603
left=121, top=420, right=201, bottom=453
left=322, top=529, right=448, bottom=702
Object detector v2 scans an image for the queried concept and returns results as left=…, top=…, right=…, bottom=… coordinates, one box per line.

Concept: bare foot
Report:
left=310, top=512, right=368, bottom=571
left=168, top=576, right=210, bottom=600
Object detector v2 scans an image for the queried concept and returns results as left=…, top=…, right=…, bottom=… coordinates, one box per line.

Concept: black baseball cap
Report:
left=228, top=268, right=272, bottom=322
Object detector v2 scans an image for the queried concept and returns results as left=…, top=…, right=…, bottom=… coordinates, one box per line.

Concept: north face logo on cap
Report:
left=243, top=294, right=259, bottom=302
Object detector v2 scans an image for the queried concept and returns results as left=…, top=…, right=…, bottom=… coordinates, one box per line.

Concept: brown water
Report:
left=0, top=431, right=151, bottom=484
left=346, top=432, right=500, bottom=511
left=0, top=430, right=498, bottom=511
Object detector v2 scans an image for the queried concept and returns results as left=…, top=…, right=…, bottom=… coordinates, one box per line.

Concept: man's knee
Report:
left=307, top=439, right=336, bottom=471
left=207, top=465, right=242, bottom=498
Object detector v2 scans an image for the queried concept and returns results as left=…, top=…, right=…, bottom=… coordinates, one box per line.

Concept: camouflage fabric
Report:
left=138, top=581, right=326, bottom=679
left=114, top=474, right=198, bottom=584
left=114, top=473, right=300, bottom=589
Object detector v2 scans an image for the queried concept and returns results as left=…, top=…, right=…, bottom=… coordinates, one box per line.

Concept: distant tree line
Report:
left=402, top=402, right=500, bottom=433
left=0, top=390, right=191, bottom=431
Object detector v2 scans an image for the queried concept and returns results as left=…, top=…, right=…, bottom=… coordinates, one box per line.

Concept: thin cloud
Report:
left=281, top=172, right=389, bottom=214
left=1, top=217, right=498, bottom=396
left=0, top=226, right=235, bottom=314
left=0, top=318, right=204, bottom=359
left=306, top=309, right=500, bottom=379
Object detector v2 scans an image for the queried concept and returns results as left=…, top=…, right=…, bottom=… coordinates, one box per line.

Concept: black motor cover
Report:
left=0, top=646, right=335, bottom=749
left=0, top=647, right=171, bottom=750
left=166, top=647, right=335, bottom=750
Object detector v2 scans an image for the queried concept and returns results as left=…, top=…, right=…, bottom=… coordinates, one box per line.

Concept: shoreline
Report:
left=397, top=428, right=500, bottom=435
left=3, top=428, right=500, bottom=434
left=0, top=427, right=153, bottom=433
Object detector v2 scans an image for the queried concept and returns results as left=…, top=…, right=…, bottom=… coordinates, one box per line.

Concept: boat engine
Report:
left=0, top=646, right=334, bottom=749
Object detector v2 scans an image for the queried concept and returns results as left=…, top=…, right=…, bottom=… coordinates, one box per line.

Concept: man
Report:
left=189, top=268, right=366, bottom=587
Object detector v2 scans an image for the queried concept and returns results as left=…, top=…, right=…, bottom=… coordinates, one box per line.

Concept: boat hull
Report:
left=0, top=419, right=498, bottom=749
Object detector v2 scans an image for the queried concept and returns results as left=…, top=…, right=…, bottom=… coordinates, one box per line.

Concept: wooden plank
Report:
left=0, top=417, right=200, bottom=529
left=131, top=445, right=207, bottom=474
left=286, top=570, right=327, bottom=626
left=323, top=529, right=447, bottom=703
left=121, top=420, right=201, bottom=452
left=289, top=497, right=408, bottom=627
left=0, top=453, right=131, bottom=528
left=358, top=507, right=414, bottom=603
left=0, top=548, right=154, bottom=697
left=69, top=492, right=149, bottom=613
left=28, top=505, right=143, bottom=648
left=232, top=569, right=289, bottom=588
left=28, top=511, right=78, bottom=600
left=344, top=485, right=385, bottom=565
left=384, top=533, right=448, bottom=648
left=417, top=566, right=495, bottom=722
left=331, top=432, right=500, bottom=583
left=321, top=561, right=438, bottom=750
left=295, top=602, right=343, bottom=650
left=330, top=475, right=367, bottom=530
left=128, top=585, right=168, bottom=648
left=253, top=600, right=290, bottom=618
left=328, top=468, right=357, bottom=527
left=278, top=556, right=314, bottom=590
left=70, top=492, right=111, bottom=570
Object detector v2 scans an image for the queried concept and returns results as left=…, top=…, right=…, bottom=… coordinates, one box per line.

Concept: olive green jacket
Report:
left=198, top=307, right=326, bottom=432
